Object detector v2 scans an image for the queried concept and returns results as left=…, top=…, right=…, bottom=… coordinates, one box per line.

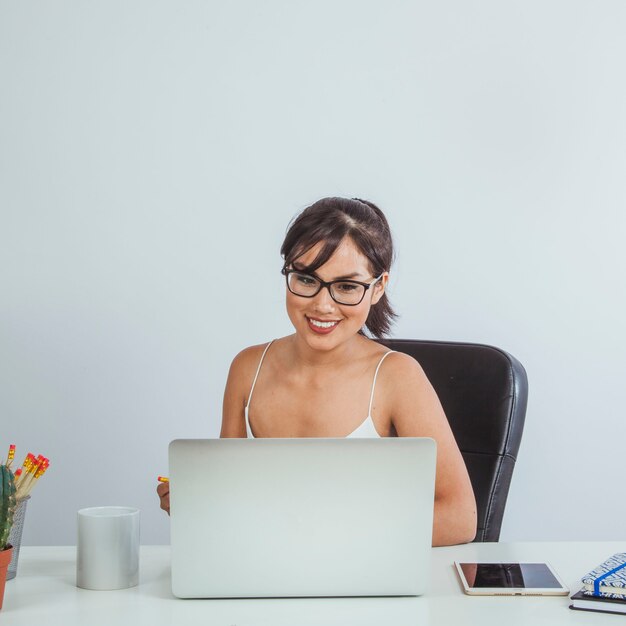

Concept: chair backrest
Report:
left=378, top=339, right=528, bottom=542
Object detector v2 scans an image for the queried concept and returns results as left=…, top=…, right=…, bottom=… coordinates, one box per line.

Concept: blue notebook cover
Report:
left=581, top=553, right=626, bottom=598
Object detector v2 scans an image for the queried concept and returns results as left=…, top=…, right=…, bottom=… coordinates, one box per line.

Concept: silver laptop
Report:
left=169, top=438, right=436, bottom=598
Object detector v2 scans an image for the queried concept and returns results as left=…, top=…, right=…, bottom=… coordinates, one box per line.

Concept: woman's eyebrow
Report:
left=292, top=263, right=365, bottom=281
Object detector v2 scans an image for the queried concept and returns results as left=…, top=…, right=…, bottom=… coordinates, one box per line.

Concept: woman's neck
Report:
left=287, top=333, right=368, bottom=370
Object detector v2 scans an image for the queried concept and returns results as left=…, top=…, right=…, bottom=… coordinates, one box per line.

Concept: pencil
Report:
left=157, top=476, right=169, bottom=483
left=22, top=457, right=49, bottom=498
left=16, top=454, right=40, bottom=498
left=14, top=453, right=35, bottom=490
left=6, top=444, right=15, bottom=468
left=16, top=454, right=49, bottom=499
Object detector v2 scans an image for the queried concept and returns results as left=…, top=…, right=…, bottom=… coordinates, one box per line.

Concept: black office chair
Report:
left=378, top=339, right=528, bottom=542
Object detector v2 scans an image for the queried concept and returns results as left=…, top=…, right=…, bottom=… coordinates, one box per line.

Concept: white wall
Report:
left=1, top=1, right=624, bottom=545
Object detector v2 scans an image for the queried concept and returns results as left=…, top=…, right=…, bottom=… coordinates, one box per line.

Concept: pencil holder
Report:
left=6, top=496, right=30, bottom=580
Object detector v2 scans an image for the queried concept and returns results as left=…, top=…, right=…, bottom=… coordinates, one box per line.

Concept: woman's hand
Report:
left=157, top=481, right=170, bottom=515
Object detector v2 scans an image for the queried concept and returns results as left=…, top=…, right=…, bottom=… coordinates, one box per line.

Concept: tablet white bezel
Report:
left=454, top=561, right=570, bottom=596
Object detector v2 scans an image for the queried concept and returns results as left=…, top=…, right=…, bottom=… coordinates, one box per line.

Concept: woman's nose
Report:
left=313, top=285, right=337, bottom=311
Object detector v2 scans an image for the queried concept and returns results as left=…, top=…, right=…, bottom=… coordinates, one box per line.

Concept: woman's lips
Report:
left=306, top=317, right=340, bottom=335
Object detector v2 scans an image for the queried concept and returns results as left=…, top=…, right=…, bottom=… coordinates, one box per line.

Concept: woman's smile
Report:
left=306, top=316, right=341, bottom=334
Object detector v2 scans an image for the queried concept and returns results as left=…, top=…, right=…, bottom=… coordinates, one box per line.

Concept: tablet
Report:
left=454, top=562, right=569, bottom=596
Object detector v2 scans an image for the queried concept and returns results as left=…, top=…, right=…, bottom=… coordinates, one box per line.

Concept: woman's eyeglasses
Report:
left=282, top=268, right=383, bottom=306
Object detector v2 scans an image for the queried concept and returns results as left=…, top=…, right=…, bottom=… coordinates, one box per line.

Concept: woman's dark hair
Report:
left=281, top=197, right=397, bottom=338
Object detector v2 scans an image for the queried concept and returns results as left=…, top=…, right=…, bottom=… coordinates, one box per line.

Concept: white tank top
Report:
left=244, top=341, right=394, bottom=438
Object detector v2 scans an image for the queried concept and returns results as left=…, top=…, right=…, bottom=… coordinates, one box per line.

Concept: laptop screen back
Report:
left=169, top=437, right=436, bottom=598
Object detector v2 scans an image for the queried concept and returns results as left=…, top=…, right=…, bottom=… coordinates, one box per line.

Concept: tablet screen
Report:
left=458, top=563, right=563, bottom=589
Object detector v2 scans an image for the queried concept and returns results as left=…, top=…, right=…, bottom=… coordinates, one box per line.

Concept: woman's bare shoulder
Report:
left=383, top=349, right=426, bottom=375
left=221, top=340, right=279, bottom=438
left=228, top=338, right=289, bottom=379
left=230, top=341, right=271, bottom=370
left=377, top=350, right=434, bottom=398
left=376, top=350, right=448, bottom=435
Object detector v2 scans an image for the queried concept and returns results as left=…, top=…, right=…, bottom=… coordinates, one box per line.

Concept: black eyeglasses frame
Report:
left=282, top=268, right=383, bottom=306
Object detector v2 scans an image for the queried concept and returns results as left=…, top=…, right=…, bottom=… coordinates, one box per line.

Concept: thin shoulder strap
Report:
left=367, top=351, right=395, bottom=417
left=246, top=341, right=274, bottom=410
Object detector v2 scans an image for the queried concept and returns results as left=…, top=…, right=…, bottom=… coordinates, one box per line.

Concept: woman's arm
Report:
left=384, top=352, right=477, bottom=546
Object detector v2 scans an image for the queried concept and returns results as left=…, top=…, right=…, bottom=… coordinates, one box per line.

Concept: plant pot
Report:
left=0, top=545, right=13, bottom=611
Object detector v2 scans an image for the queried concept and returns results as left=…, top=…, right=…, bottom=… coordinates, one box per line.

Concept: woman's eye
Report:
left=336, top=282, right=358, bottom=293
left=296, top=274, right=316, bottom=286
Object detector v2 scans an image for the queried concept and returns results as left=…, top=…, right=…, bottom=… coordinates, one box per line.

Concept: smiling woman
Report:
left=158, top=197, right=477, bottom=546
left=282, top=236, right=387, bottom=353
left=281, top=197, right=396, bottom=338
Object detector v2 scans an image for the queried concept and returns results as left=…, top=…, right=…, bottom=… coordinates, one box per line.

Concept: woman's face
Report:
left=285, top=237, right=387, bottom=352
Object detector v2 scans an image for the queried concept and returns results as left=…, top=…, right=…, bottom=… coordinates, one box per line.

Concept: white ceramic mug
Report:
left=76, top=506, right=140, bottom=590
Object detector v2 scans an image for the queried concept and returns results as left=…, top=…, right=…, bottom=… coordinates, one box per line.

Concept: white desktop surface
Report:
left=3, top=542, right=624, bottom=625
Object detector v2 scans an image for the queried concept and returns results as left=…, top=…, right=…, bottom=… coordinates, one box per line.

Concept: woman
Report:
left=158, top=197, right=477, bottom=546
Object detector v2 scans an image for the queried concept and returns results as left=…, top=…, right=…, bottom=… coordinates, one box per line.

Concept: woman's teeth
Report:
left=309, top=319, right=338, bottom=329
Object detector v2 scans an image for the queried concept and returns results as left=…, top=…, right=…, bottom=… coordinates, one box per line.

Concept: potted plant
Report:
left=0, top=464, right=17, bottom=610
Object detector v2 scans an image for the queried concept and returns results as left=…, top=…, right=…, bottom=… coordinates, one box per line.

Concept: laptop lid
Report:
left=169, top=437, right=436, bottom=598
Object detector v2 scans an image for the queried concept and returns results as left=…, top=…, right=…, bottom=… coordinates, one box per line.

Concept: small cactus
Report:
left=0, top=465, right=17, bottom=550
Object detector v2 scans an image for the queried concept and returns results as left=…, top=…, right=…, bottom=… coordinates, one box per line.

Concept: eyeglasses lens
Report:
left=287, top=272, right=365, bottom=305
left=287, top=272, right=320, bottom=297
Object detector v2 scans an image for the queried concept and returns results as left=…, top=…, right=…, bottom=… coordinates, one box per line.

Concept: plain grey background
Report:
left=1, top=1, right=624, bottom=545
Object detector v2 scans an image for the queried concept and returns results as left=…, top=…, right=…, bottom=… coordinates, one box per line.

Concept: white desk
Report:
left=3, top=542, right=624, bottom=625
